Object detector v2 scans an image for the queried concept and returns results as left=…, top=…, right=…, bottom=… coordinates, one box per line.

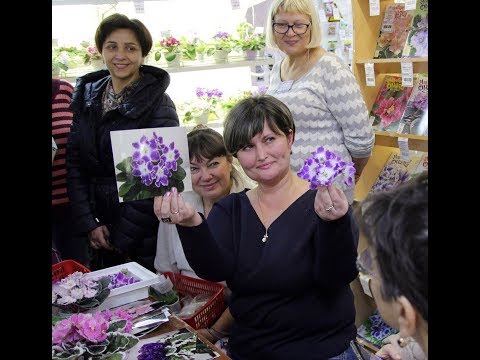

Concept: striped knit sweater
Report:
left=267, top=52, right=375, bottom=203
left=52, top=78, right=74, bottom=206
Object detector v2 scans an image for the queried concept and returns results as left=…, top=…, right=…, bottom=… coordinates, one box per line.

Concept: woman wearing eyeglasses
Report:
left=265, top=0, right=374, bottom=205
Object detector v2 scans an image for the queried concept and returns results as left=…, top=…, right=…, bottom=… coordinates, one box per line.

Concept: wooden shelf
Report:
left=374, top=131, right=428, bottom=152
left=356, top=57, right=428, bottom=64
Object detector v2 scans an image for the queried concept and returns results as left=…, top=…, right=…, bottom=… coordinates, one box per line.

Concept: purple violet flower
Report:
left=297, top=146, right=356, bottom=188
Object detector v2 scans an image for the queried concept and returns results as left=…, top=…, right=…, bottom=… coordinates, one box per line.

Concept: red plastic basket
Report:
left=163, top=272, right=225, bottom=330
left=52, top=260, right=91, bottom=282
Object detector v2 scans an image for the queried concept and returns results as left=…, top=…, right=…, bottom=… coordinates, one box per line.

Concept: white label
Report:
left=253, top=26, right=264, bottom=34
left=364, top=63, right=375, bottom=86
left=230, top=0, right=240, bottom=10
left=398, top=137, right=410, bottom=160
left=318, top=8, right=328, bottom=22
left=401, top=62, right=414, bottom=87
left=338, top=28, right=346, bottom=39
left=405, top=0, right=417, bottom=10
left=369, top=0, right=380, bottom=16
left=332, top=7, right=341, bottom=20
left=133, top=0, right=144, bottom=13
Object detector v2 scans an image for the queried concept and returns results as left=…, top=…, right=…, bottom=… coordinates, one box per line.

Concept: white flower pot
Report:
left=213, top=50, right=229, bottom=64
left=194, top=111, right=209, bottom=125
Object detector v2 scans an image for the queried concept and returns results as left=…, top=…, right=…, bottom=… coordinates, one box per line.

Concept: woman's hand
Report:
left=154, top=187, right=202, bottom=227
left=88, top=225, right=114, bottom=250
left=314, top=184, right=348, bottom=221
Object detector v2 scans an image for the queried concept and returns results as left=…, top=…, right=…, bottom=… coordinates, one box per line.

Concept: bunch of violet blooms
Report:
left=138, top=342, right=168, bottom=360
left=52, top=271, right=110, bottom=313
left=297, top=146, right=356, bottom=189
left=370, top=163, right=410, bottom=194
left=52, top=309, right=138, bottom=360
left=131, top=132, right=180, bottom=188
left=108, top=270, right=140, bottom=289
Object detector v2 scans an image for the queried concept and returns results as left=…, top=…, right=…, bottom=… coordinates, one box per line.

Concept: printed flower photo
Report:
left=110, top=127, right=192, bottom=203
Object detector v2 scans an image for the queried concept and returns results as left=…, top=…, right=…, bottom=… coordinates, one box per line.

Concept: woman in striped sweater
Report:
left=52, top=78, right=89, bottom=265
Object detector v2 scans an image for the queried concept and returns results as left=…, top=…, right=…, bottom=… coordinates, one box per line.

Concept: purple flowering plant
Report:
left=52, top=271, right=111, bottom=313
left=108, top=270, right=140, bottom=289
left=297, top=147, right=356, bottom=189
left=52, top=308, right=139, bottom=360
left=115, top=131, right=187, bottom=201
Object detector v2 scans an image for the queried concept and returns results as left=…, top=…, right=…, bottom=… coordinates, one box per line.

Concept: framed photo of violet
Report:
left=110, top=127, right=192, bottom=203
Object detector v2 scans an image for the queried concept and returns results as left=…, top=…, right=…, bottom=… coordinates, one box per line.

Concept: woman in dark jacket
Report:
left=66, top=13, right=179, bottom=271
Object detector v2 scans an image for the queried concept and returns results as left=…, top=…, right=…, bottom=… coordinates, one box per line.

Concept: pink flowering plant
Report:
left=115, top=132, right=187, bottom=201
left=155, top=36, right=182, bottom=62
left=297, top=147, right=356, bottom=189
left=52, top=271, right=111, bottom=313
left=52, top=308, right=139, bottom=360
left=83, top=44, right=102, bottom=64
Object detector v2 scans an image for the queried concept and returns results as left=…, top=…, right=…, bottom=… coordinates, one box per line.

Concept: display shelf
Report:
left=56, top=56, right=274, bottom=84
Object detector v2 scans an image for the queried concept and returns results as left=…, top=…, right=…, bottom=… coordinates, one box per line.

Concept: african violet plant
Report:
left=52, top=309, right=139, bottom=360
left=115, top=132, right=187, bottom=202
left=297, top=146, right=356, bottom=188
left=52, top=272, right=111, bottom=314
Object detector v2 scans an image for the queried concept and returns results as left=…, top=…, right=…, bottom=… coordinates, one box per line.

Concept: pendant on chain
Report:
left=262, top=230, right=269, bottom=243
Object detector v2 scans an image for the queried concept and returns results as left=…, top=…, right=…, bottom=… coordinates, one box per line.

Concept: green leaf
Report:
left=115, top=157, right=132, bottom=173
left=118, top=181, right=135, bottom=197
left=155, top=51, right=161, bottom=61
left=165, top=52, right=178, bottom=62
left=171, top=165, right=186, bottom=181
left=116, top=172, right=128, bottom=182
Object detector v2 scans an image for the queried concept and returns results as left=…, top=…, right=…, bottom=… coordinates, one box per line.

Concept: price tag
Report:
left=405, top=0, right=417, bottom=10
left=338, top=28, right=346, bottom=40
left=401, top=62, right=413, bottom=87
left=364, top=63, right=375, bottom=86
left=133, top=0, right=144, bottom=13
left=398, top=137, right=410, bottom=160
left=332, top=7, right=341, bottom=20
left=230, top=0, right=240, bottom=10
left=318, top=8, right=328, bottom=22
left=369, top=0, right=380, bottom=16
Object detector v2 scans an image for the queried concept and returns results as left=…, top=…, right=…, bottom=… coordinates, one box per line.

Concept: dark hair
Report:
left=356, top=172, right=428, bottom=321
left=95, top=13, right=153, bottom=57
left=223, top=95, right=295, bottom=156
left=187, top=125, right=231, bottom=162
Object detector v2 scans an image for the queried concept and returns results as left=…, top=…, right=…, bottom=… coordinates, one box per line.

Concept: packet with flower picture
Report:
left=297, top=146, right=356, bottom=189
left=110, top=127, right=192, bottom=203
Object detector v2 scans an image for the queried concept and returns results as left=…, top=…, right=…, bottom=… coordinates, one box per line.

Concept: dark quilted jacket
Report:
left=66, top=65, right=179, bottom=271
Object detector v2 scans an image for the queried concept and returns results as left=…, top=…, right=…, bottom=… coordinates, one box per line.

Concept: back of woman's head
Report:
left=357, top=172, right=428, bottom=322
left=223, top=95, right=295, bottom=156
left=95, top=13, right=153, bottom=57
left=187, top=125, right=230, bottom=162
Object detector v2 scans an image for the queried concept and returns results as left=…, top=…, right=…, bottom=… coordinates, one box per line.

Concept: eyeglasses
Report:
left=272, top=22, right=311, bottom=35
left=356, top=248, right=377, bottom=298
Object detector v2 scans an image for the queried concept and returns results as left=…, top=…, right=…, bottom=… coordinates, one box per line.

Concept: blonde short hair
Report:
left=266, top=0, right=322, bottom=49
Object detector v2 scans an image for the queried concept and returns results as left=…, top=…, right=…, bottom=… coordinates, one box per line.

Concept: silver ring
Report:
left=170, top=210, right=180, bottom=214
left=325, top=205, right=334, bottom=212
left=161, top=217, right=172, bottom=223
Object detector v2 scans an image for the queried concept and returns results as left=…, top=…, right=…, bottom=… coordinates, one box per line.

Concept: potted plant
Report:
left=211, top=31, right=234, bottom=63
left=52, top=309, right=139, bottom=360
left=82, top=42, right=103, bottom=69
left=179, top=87, right=223, bottom=125
left=155, top=36, right=183, bottom=66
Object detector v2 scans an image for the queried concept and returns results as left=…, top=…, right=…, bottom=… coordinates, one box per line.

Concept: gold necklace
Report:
left=256, top=189, right=269, bottom=243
